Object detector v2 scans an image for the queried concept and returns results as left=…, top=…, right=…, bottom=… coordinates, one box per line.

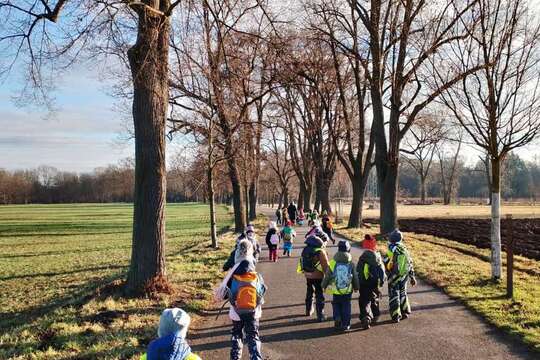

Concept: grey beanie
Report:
left=158, top=308, right=191, bottom=338
left=389, top=229, right=403, bottom=243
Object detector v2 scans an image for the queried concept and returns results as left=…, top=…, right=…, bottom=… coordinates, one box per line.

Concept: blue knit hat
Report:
left=389, top=229, right=403, bottom=243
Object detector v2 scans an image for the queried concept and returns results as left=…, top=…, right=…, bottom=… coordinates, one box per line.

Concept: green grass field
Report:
left=0, top=203, right=234, bottom=359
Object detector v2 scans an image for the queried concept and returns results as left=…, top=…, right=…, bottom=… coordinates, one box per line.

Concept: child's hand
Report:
left=410, top=277, right=417, bottom=287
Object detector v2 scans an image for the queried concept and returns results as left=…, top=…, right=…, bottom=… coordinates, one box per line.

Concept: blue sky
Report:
left=0, top=65, right=133, bottom=172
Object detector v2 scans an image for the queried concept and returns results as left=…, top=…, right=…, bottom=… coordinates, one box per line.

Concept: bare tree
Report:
left=436, top=128, right=464, bottom=205
left=401, top=115, right=447, bottom=204
left=438, top=0, right=540, bottom=279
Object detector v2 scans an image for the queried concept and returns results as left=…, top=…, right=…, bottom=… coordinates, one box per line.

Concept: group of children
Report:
left=297, top=228, right=416, bottom=331
left=139, top=218, right=416, bottom=360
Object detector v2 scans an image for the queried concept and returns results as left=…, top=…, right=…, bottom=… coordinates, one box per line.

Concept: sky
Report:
left=0, top=2, right=539, bottom=173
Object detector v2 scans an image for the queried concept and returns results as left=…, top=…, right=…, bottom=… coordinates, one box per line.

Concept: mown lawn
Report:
left=0, top=203, right=235, bottom=359
left=336, top=223, right=540, bottom=353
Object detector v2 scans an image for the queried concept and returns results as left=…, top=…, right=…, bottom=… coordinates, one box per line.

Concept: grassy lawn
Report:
left=0, top=203, right=235, bottom=359
left=336, top=224, right=540, bottom=353
left=337, top=203, right=540, bottom=219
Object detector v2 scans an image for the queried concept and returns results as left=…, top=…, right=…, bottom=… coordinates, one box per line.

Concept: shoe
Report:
left=402, top=312, right=410, bottom=320
left=334, top=320, right=342, bottom=329
left=306, top=304, right=314, bottom=317
left=361, top=318, right=371, bottom=330
left=317, top=314, right=326, bottom=322
left=372, top=316, right=379, bottom=324
left=342, top=325, right=351, bottom=332
left=392, top=316, right=401, bottom=323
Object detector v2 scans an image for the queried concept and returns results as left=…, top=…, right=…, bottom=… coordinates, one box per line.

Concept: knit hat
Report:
left=158, top=308, right=191, bottom=338
left=338, top=240, right=351, bottom=252
left=234, top=239, right=255, bottom=264
left=287, top=220, right=293, bottom=226
left=389, top=229, right=403, bottom=243
left=362, top=234, right=377, bottom=251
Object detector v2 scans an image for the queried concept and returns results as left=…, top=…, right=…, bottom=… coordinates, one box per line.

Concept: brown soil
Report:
left=371, top=218, right=540, bottom=260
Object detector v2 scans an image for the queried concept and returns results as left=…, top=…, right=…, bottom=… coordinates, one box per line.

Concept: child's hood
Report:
left=333, top=251, right=352, bottom=264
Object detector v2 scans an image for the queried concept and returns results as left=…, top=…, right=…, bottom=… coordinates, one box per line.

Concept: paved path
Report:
left=190, top=207, right=534, bottom=359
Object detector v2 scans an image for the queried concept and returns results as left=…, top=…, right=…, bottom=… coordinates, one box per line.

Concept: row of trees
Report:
left=2, top=0, right=540, bottom=292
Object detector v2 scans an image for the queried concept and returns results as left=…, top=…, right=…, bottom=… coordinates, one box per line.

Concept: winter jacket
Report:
left=287, top=204, right=297, bottom=220
left=297, top=236, right=329, bottom=280
left=385, top=242, right=415, bottom=285
left=322, top=251, right=359, bottom=294
left=265, top=228, right=280, bottom=249
left=227, top=259, right=264, bottom=320
left=280, top=226, right=296, bottom=243
left=305, top=226, right=330, bottom=243
left=357, top=249, right=386, bottom=289
left=146, top=330, right=196, bottom=360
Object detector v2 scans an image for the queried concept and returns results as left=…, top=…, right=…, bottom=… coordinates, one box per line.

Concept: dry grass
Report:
left=336, top=223, right=540, bottom=353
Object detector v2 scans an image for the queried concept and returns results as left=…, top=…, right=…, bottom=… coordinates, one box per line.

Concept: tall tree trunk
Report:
left=248, top=180, right=257, bottom=221
left=304, top=181, right=312, bottom=211
left=348, top=175, right=367, bottom=228
left=298, top=180, right=306, bottom=210
left=378, top=163, right=399, bottom=234
left=208, top=166, right=218, bottom=248
left=126, top=8, right=169, bottom=294
left=420, top=175, right=427, bottom=204
left=318, top=176, right=333, bottom=214
left=283, top=187, right=289, bottom=207
left=228, top=156, right=246, bottom=232
left=490, top=157, right=502, bottom=280
left=243, top=184, right=249, bottom=223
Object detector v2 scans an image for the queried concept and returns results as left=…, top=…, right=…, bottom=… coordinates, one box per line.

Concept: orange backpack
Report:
left=229, top=272, right=266, bottom=314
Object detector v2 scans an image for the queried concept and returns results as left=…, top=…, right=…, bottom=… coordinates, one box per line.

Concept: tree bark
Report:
left=420, top=174, right=427, bottom=203
left=208, top=166, right=218, bottom=248
left=490, top=157, right=502, bottom=280
left=378, top=162, right=399, bottom=234
left=304, top=180, right=312, bottom=211
left=248, top=180, right=257, bottom=221
left=348, top=175, right=368, bottom=228
left=317, top=175, right=333, bottom=214
left=126, top=8, right=169, bottom=294
left=228, top=156, right=246, bottom=232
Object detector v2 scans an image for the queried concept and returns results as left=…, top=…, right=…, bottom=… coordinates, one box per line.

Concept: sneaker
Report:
left=317, top=314, right=326, bottom=322
left=362, top=318, right=371, bottom=330
left=372, top=316, right=380, bottom=324
left=334, top=320, right=342, bottom=329
left=342, top=325, right=351, bottom=331
left=402, top=313, right=410, bottom=320
left=392, top=316, right=401, bottom=323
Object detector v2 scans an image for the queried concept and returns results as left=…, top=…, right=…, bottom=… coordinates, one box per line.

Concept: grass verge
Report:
left=335, top=223, right=540, bottom=353
left=0, top=203, right=235, bottom=359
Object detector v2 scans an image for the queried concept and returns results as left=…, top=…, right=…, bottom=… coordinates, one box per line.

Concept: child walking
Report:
left=357, top=234, right=386, bottom=329
left=297, top=235, right=329, bottom=322
left=215, top=239, right=266, bottom=360
left=280, top=220, right=296, bottom=256
left=385, top=229, right=417, bottom=323
left=265, top=221, right=280, bottom=262
left=142, top=308, right=201, bottom=360
left=322, top=240, right=359, bottom=331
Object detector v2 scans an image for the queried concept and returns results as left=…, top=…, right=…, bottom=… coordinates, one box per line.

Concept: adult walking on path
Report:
left=287, top=202, right=297, bottom=225
left=190, top=207, right=536, bottom=360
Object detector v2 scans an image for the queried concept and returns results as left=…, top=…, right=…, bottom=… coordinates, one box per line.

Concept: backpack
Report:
left=300, top=247, right=319, bottom=273
left=388, top=244, right=412, bottom=278
left=333, top=262, right=353, bottom=293
left=270, top=233, right=280, bottom=245
left=229, top=272, right=266, bottom=314
left=359, top=252, right=386, bottom=287
left=283, top=227, right=293, bottom=242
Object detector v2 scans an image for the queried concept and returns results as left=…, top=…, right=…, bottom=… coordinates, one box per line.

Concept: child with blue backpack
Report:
left=322, top=240, right=359, bottom=331
left=215, top=239, right=267, bottom=360
left=280, top=220, right=296, bottom=256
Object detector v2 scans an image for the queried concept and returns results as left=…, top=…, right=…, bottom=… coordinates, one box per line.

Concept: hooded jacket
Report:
left=357, top=249, right=386, bottom=288
left=298, top=236, right=329, bottom=279
left=147, top=331, right=193, bottom=360
left=322, top=251, right=359, bottom=293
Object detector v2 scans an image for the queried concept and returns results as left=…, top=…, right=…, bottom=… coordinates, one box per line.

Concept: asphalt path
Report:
left=190, top=207, right=535, bottom=359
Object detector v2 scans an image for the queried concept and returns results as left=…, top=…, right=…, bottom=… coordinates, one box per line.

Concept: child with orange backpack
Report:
left=215, top=239, right=267, bottom=360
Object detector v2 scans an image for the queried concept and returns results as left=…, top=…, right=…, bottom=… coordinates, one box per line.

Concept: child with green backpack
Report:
left=357, top=234, right=386, bottom=329
left=385, top=229, right=417, bottom=323
left=280, top=220, right=296, bottom=256
left=322, top=240, right=359, bottom=331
